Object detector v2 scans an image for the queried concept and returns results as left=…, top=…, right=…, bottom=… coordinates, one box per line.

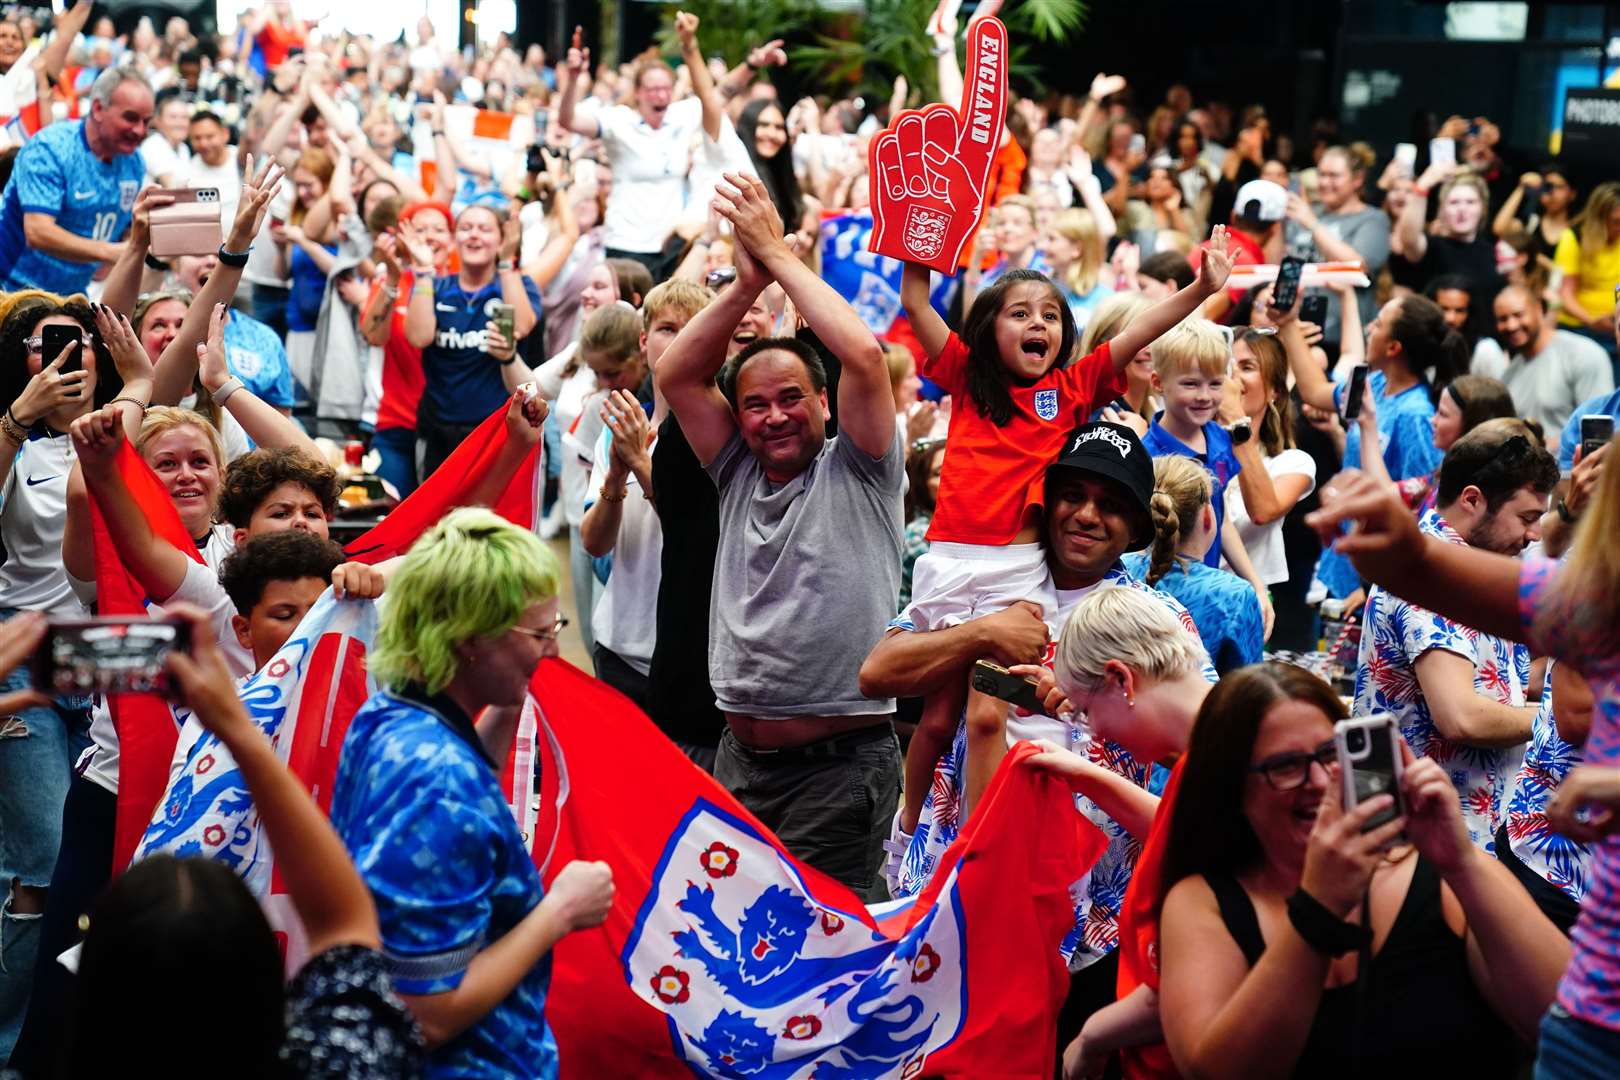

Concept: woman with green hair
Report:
left=330, top=506, right=614, bottom=1078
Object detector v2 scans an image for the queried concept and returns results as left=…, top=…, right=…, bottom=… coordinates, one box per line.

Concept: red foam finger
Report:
left=952, top=16, right=1007, bottom=192
left=921, top=106, right=962, bottom=200
left=893, top=113, right=930, bottom=199
left=872, top=132, right=905, bottom=203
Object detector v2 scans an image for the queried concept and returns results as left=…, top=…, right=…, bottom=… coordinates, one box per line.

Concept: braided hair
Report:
left=1145, top=455, right=1211, bottom=585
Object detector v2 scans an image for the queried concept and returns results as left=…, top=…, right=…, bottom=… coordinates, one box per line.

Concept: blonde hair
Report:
left=578, top=300, right=643, bottom=363
left=1436, top=173, right=1490, bottom=236
left=1053, top=585, right=1207, bottom=701
left=1576, top=181, right=1620, bottom=258
left=1545, top=429, right=1620, bottom=654
left=136, top=406, right=226, bottom=473
left=883, top=343, right=915, bottom=401
left=1151, top=318, right=1229, bottom=380
left=1145, top=455, right=1211, bottom=584
left=996, top=194, right=1037, bottom=225
left=1081, top=292, right=1154, bottom=356
left=1050, top=207, right=1105, bottom=295
left=641, top=278, right=713, bottom=333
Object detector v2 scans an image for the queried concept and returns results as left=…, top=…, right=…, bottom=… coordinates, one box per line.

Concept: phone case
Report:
left=39, top=324, right=83, bottom=374
left=33, top=616, right=190, bottom=697
left=1341, top=364, right=1369, bottom=421
left=1273, top=257, right=1305, bottom=310
left=150, top=187, right=222, bottom=258
left=1580, top=416, right=1614, bottom=456
left=970, top=660, right=1047, bottom=716
left=1335, top=715, right=1405, bottom=832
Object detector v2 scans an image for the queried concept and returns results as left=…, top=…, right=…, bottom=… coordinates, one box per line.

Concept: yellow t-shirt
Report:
left=1554, top=228, right=1620, bottom=327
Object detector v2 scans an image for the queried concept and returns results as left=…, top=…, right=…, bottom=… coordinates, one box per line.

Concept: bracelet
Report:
left=496, top=353, right=517, bottom=366
left=0, top=409, right=27, bottom=443
left=1286, top=888, right=1370, bottom=956
left=215, top=244, right=250, bottom=269
left=144, top=252, right=171, bottom=271
left=497, top=258, right=516, bottom=272
left=411, top=267, right=435, bottom=278
left=108, top=394, right=149, bottom=413
left=1413, top=185, right=1430, bottom=198
left=598, top=483, right=627, bottom=503
left=1556, top=498, right=1575, bottom=524
left=211, top=376, right=244, bottom=407
left=431, top=129, right=446, bottom=138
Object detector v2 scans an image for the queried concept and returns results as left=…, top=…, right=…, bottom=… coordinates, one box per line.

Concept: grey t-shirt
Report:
left=706, top=427, right=904, bottom=719
left=1291, top=204, right=1390, bottom=346
left=1472, top=330, right=1615, bottom=438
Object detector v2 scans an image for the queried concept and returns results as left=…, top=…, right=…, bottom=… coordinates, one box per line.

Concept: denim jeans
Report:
left=1536, top=1004, right=1620, bottom=1079
left=370, top=426, right=419, bottom=500
left=714, top=722, right=900, bottom=903
left=0, top=643, right=90, bottom=1062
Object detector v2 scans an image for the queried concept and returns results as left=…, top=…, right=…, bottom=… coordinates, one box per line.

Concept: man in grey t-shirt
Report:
left=1482, top=284, right=1614, bottom=443
left=657, top=173, right=903, bottom=898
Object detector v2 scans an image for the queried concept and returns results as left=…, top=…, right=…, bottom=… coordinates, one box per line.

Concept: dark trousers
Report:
left=714, top=722, right=900, bottom=903
left=1055, top=951, right=1124, bottom=1080
left=604, top=245, right=678, bottom=286
left=593, top=645, right=653, bottom=716
left=1496, top=824, right=1583, bottom=934
left=10, top=776, right=115, bottom=1077
left=415, top=410, right=481, bottom=482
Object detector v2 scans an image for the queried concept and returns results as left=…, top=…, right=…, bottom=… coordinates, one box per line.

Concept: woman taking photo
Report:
left=1155, top=662, right=1565, bottom=1079
left=1395, top=167, right=1500, bottom=303
left=1492, top=165, right=1575, bottom=269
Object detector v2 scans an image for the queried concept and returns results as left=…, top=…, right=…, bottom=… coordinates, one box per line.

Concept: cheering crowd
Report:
left=0, top=0, right=1618, bottom=1076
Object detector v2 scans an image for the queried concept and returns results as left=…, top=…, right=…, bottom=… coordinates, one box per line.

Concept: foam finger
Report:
left=893, top=114, right=930, bottom=199
left=921, top=106, right=961, bottom=199
left=873, top=133, right=905, bottom=202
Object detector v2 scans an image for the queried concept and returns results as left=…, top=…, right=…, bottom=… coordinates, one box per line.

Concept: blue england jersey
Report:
left=421, top=274, right=543, bottom=426
left=0, top=120, right=145, bottom=295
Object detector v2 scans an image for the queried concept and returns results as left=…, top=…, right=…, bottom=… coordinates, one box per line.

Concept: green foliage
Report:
left=652, top=0, right=1087, bottom=103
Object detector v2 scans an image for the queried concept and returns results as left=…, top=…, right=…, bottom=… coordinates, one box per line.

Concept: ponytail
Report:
left=1389, top=295, right=1466, bottom=402
left=1145, top=456, right=1211, bottom=585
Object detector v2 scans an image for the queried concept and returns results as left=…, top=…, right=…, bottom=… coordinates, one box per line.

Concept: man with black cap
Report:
left=860, top=419, right=1213, bottom=1049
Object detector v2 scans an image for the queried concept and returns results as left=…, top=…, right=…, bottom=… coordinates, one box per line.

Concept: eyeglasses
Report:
left=1250, top=739, right=1337, bottom=791
left=509, top=616, right=569, bottom=643
left=706, top=266, right=737, bottom=289
left=25, top=335, right=91, bottom=354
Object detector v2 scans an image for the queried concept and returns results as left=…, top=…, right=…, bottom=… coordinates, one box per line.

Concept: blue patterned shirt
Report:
left=1352, top=509, right=1530, bottom=851
left=1504, top=661, right=1592, bottom=902
left=1141, top=414, right=1241, bottom=567
left=1121, top=554, right=1264, bottom=674
left=223, top=309, right=294, bottom=408
left=332, top=686, right=558, bottom=1080
left=0, top=120, right=145, bottom=294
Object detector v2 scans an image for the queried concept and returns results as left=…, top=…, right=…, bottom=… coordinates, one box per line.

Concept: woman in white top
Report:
left=1220, top=327, right=1316, bottom=587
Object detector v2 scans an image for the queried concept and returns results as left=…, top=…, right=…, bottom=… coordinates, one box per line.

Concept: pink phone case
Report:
left=149, top=187, right=222, bottom=258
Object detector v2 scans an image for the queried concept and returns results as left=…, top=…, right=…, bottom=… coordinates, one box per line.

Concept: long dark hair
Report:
left=737, top=99, right=803, bottom=228
left=0, top=299, right=121, bottom=425
left=1157, top=663, right=1348, bottom=907
left=1388, top=294, right=1467, bottom=403
left=960, top=269, right=1078, bottom=427
left=68, top=855, right=285, bottom=1079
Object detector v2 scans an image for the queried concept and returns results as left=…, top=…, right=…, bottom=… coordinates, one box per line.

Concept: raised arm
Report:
left=716, top=39, right=785, bottom=106
left=1276, top=296, right=1337, bottom=413
left=361, top=235, right=403, bottom=348
left=675, top=11, right=723, bottom=144
left=456, top=390, right=546, bottom=508
left=1491, top=175, right=1531, bottom=240
left=496, top=215, right=537, bottom=338
left=38, top=0, right=93, bottom=81
left=718, top=173, right=893, bottom=458
left=901, top=261, right=949, bottom=360
left=70, top=408, right=191, bottom=604
left=101, top=188, right=176, bottom=318
left=397, top=219, right=439, bottom=350
left=152, top=157, right=286, bottom=406
left=654, top=262, right=762, bottom=467
left=1397, top=162, right=1452, bottom=266
left=858, top=603, right=1049, bottom=699
left=555, top=27, right=599, bottom=139
left=1108, top=226, right=1234, bottom=371
left=167, top=605, right=379, bottom=955
left=196, top=303, right=320, bottom=456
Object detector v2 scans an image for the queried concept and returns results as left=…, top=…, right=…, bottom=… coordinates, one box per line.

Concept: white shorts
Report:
left=902, top=541, right=1055, bottom=631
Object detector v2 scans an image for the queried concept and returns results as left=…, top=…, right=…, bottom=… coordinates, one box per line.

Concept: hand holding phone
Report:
left=1427, top=138, right=1456, bottom=170
left=1341, top=363, right=1370, bottom=422
left=1299, top=293, right=1329, bottom=327
left=1581, top=414, right=1615, bottom=461
left=149, top=187, right=223, bottom=258
left=40, top=322, right=85, bottom=377
left=1272, top=255, right=1305, bottom=312
left=33, top=616, right=191, bottom=697
left=971, top=660, right=1049, bottom=717
left=1335, top=715, right=1406, bottom=835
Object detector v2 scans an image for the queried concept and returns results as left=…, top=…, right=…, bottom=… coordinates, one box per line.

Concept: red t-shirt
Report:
left=1191, top=227, right=1265, bottom=306
left=1117, top=757, right=1185, bottom=1080
left=255, top=19, right=308, bottom=70
left=924, top=332, right=1124, bottom=545
left=367, top=273, right=425, bottom=432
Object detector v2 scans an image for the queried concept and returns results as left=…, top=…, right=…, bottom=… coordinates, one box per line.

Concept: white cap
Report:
left=1233, top=179, right=1288, bottom=224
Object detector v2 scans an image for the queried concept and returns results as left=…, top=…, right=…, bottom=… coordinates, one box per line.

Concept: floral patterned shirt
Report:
left=1518, top=556, right=1620, bottom=1032
left=1504, top=661, right=1592, bottom=902
left=1352, top=509, right=1530, bottom=852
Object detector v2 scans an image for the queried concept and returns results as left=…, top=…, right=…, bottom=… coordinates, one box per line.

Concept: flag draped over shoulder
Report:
left=528, top=658, right=1105, bottom=1079
left=343, top=401, right=541, bottom=564
left=87, top=440, right=206, bottom=871
left=135, top=591, right=378, bottom=971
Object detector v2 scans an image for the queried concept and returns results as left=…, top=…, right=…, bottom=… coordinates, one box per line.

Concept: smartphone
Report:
left=1300, top=293, right=1329, bottom=326
left=1128, top=132, right=1146, bottom=157
left=1393, top=142, right=1417, bottom=175
left=1273, top=255, right=1306, bottom=312
left=1334, top=715, right=1406, bottom=833
left=40, top=322, right=84, bottom=376
left=1341, top=363, right=1369, bottom=422
left=490, top=301, right=516, bottom=345
left=970, top=660, right=1047, bottom=717
left=33, top=616, right=191, bottom=697
left=1581, top=414, right=1615, bottom=460
left=149, top=187, right=222, bottom=258
left=1428, top=137, right=1456, bottom=169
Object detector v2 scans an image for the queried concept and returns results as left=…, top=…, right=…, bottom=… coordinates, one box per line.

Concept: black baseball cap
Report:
left=1046, top=422, right=1156, bottom=550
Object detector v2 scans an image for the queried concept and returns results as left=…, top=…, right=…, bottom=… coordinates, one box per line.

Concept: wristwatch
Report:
left=1229, top=417, right=1253, bottom=445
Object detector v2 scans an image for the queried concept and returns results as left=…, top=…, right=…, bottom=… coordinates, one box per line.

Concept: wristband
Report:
left=216, top=244, right=250, bottom=269
left=1556, top=498, right=1574, bottom=524
left=1286, top=888, right=1370, bottom=956
left=211, top=376, right=244, bottom=407
left=1413, top=185, right=1430, bottom=198
left=144, top=253, right=171, bottom=271
left=598, top=483, right=627, bottom=503
left=497, top=258, right=516, bottom=272
left=431, top=129, right=446, bottom=138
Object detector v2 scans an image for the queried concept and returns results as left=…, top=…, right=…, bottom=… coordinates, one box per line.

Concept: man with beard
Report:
left=1479, top=284, right=1612, bottom=443
left=1352, top=418, right=1560, bottom=852
left=0, top=65, right=152, bottom=293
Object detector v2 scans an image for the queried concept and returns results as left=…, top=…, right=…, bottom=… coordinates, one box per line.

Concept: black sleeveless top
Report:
left=1205, top=857, right=1520, bottom=1078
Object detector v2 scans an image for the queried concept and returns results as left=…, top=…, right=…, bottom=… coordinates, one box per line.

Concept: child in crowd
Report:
left=891, top=228, right=1233, bottom=850
left=1140, top=318, right=1273, bottom=627
left=1124, top=455, right=1264, bottom=674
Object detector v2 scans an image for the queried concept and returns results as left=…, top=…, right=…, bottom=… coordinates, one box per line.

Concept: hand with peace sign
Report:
left=866, top=15, right=1007, bottom=273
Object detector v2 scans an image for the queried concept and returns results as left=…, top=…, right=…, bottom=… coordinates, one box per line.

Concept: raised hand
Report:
left=69, top=405, right=127, bottom=470
left=565, top=25, right=590, bottom=78
left=966, top=0, right=1002, bottom=26
left=867, top=15, right=1007, bottom=272
left=196, top=303, right=231, bottom=393
left=372, top=232, right=402, bottom=283
left=602, top=389, right=652, bottom=478
left=128, top=187, right=176, bottom=252
left=674, top=10, right=699, bottom=52
left=504, top=385, right=548, bottom=446
left=12, top=338, right=90, bottom=426
left=228, top=154, right=287, bottom=251
left=548, top=859, right=615, bottom=932
left=713, top=173, right=787, bottom=264
left=746, top=38, right=787, bottom=70
left=92, top=303, right=155, bottom=385
left=1089, top=73, right=1126, bottom=102
left=1197, top=225, right=1233, bottom=296
left=927, top=0, right=964, bottom=39
left=1300, top=761, right=1406, bottom=917
left=395, top=218, right=435, bottom=271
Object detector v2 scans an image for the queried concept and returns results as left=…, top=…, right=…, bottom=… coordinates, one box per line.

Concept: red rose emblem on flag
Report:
left=650, top=965, right=690, bottom=1005
left=700, top=841, right=739, bottom=879
left=911, top=943, right=941, bottom=983
left=195, top=753, right=215, bottom=775
left=203, top=824, right=227, bottom=847
left=783, top=1014, right=822, bottom=1040
left=820, top=911, right=845, bottom=936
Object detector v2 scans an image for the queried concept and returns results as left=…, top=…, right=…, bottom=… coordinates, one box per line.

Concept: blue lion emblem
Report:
left=1034, top=388, right=1059, bottom=421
